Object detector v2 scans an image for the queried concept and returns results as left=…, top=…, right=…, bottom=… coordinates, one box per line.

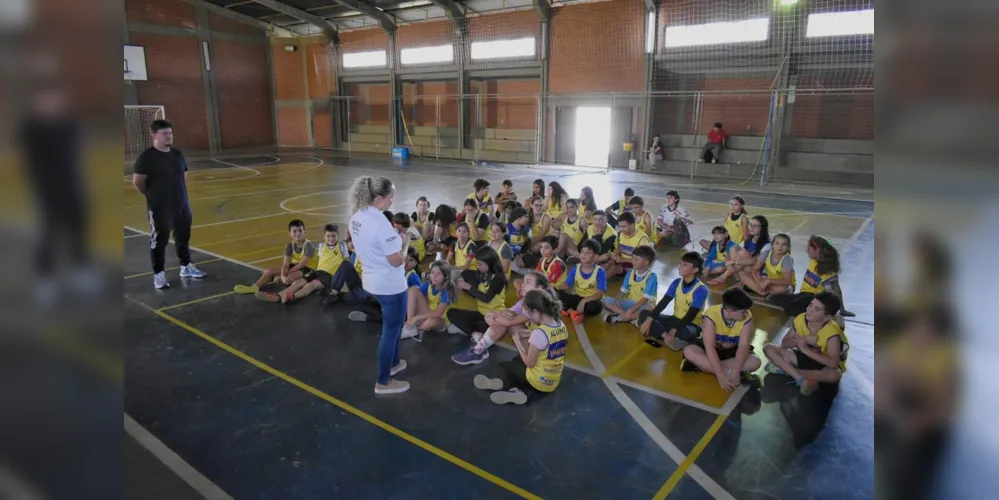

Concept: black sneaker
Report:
left=740, top=373, right=762, bottom=389
left=322, top=292, right=342, bottom=306
left=680, top=358, right=702, bottom=372
left=605, top=313, right=620, bottom=324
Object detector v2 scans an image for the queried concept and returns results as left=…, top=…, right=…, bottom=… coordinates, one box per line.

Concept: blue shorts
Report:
left=706, top=261, right=726, bottom=271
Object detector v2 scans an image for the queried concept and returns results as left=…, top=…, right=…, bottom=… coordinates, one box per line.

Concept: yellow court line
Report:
left=788, top=217, right=810, bottom=235
left=151, top=309, right=542, bottom=500
left=652, top=413, right=727, bottom=500
left=600, top=343, right=647, bottom=379
left=156, top=291, right=237, bottom=312
left=39, top=332, right=122, bottom=382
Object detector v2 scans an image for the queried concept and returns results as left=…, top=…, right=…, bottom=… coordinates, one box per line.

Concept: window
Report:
left=401, top=45, right=453, bottom=65
left=664, top=18, right=769, bottom=48
left=343, top=50, right=386, bottom=68
left=806, top=10, right=874, bottom=37
left=470, top=38, right=536, bottom=60
left=645, top=12, right=656, bottom=54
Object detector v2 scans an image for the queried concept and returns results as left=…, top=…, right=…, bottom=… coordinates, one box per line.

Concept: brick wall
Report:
left=549, top=0, right=647, bottom=93
left=126, top=0, right=274, bottom=151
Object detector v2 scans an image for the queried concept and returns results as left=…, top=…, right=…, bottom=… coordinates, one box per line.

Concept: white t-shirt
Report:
left=657, top=203, right=690, bottom=227
left=349, top=206, right=406, bottom=295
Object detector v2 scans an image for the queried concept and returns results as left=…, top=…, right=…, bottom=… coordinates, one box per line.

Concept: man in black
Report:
left=131, top=119, right=205, bottom=289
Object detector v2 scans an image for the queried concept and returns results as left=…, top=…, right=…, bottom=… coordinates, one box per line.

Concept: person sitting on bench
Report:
left=701, top=122, right=727, bottom=163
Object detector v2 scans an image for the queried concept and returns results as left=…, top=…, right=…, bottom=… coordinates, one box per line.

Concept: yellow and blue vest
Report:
left=703, top=305, right=753, bottom=349
left=725, top=214, right=746, bottom=244
left=315, top=241, right=348, bottom=274
left=526, top=321, right=569, bottom=393
left=672, top=278, right=707, bottom=326
left=800, top=259, right=838, bottom=294
left=616, top=230, right=651, bottom=261
left=561, top=216, right=586, bottom=245
left=793, top=314, right=849, bottom=372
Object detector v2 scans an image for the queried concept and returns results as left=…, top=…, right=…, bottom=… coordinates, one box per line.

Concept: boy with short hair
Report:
left=535, top=235, right=567, bottom=288
left=466, top=178, right=492, bottom=213
left=680, top=287, right=761, bottom=392
left=234, top=219, right=315, bottom=295
left=557, top=239, right=607, bottom=324
left=763, top=292, right=849, bottom=396
left=656, top=190, right=692, bottom=248
left=626, top=196, right=654, bottom=238
left=457, top=197, right=492, bottom=243
left=261, top=224, right=350, bottom=304
left=393, top=212, right=426, bottom=262
left=639, top=252, right=708, bottom=350
left=604, top=245, right=658, bottom=325
left=604, top=212, right=651, bottom=280
left=494, top=179, right=518, bottom=217
left=605, top=187, right=635, bottom=228
left=587, top=210, right=618, bottom=265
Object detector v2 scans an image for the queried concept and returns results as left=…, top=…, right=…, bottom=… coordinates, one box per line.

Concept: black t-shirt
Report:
left=134, top=147, right=189, bottom=209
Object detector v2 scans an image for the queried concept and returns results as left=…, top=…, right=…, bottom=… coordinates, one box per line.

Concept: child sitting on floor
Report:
left=260, top=223, right=349, bottom=304
left=639, top=251, right=708, bottom=350
left=557, top=239, right=608, bottom=324
left=451, top=270, right=554, bottom=366
left=603, top=245, right=658, bottom=325
left=401, top=260, right=457, bottom=341
left=763, top=292, right=848, bottom=396
left=472, top=288, right=569, bottom=405
left=394, top=212, right=426, bottom=262
left=703, top=226, right=738, bottom=283
left=234, top=219, right=315, bottom=295
left=680, top=287, right=761, bottom=393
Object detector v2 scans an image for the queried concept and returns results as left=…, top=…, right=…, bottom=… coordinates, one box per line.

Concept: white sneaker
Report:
left=390, top=359, right=407, bottom=376
left=374, top=379, right=410, bottom=395
left=153, top=272, right=170, bottom=289
left=179, top=263, right=206, bottom=279
left=447, top=324, right=464, bottom=335
left=348, top=311, right=369, bottom=322
left=401, top=325, right=420, bottom=340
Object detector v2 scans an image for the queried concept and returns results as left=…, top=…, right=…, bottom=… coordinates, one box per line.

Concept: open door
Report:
left=608, top=107, right=634, bottom=168
left=554, top=107, right=576, bottom=165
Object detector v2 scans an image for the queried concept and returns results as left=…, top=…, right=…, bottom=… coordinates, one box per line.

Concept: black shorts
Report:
left=794, top=349, right=828, bottom=371
left=292, top=265, right=313, bottom=275
left=304, top=270, right=333, bottom=289
left=690, top=338, right=754, bottom=361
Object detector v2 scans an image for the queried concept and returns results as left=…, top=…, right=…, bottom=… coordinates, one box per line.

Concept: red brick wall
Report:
left=549, top=1, right=647, bottom=93
left=129, top=33, right=210, bottom=150
left=277, top=108, right=308, bottom=146
left=272, top=40, right=305, bottom=101
left=214, top=40, right=273, bottom=148
left=127, top=0, right=274, bottom=150
left=469, top=10, right=541, bottom=41
left=402, top=82, right=460, bottom=127
left=482, top=80, right=539, bottom=129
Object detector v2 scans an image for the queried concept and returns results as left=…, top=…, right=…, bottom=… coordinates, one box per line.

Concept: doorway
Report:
left=574, top=107, right=612, bottom=168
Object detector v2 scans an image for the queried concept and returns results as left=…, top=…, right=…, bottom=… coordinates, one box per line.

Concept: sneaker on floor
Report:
left=447, top=323, right=463, bottom=335
left=665, top=337, right=689, bottom=351
left=255, top=291, right=279, bottom=303
left=604, top=313, right=620, bottom=324
left=233, top=284, right=259, bottom=294
left=473, top=374, right=504, bottom=391
left=764, top=362, right=787, bottom=376
left=452, top=347, right=489, bottom=366
left=153, top=272, right=170, bottom=290
left=490, top=389, right=528, bottom=405
left=390, top=360, right=407, bottom=376
left=741, top=373, right=762, bottom=388
left=374, top=379, right=410, bottom=395
left=680, top=358, right=702, bottom=372
left=321, top=292, right=341, bottom=306
left=799, top=378, right=819, bottom=396
left=569, top=310, right=584, bottom=324
left=348, top=310, right=369, bottom=322
left=401, top=325, right=419, bottom=340
left=179, top=263, right=206, bottom=279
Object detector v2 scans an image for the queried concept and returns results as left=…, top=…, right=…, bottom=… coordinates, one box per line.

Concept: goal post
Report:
left=124, top=105, right=165, bottom=164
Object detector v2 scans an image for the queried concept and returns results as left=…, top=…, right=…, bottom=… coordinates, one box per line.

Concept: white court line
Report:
left=211, top=158, right=261, bottom=178
left=124, top=233, right=146, bottom=239
left=126, top=182, right=357, bottom=210
left=125, top=413, right=234, bottom=500
left=189, top=204, right=343, bottom=229
left=572, top=322, right=735, bottom=500
left=606, top=376, right=728, bottom=416
left=125, top=226, right=264, bottom=272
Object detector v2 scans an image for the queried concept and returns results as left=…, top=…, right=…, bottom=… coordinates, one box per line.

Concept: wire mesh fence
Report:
left=124, top=105, right=165, bottom=164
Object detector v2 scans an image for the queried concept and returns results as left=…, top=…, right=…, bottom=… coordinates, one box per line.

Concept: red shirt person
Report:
left=701, top=122, right=727, bottom=163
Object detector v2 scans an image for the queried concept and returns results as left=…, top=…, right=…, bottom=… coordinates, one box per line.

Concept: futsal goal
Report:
left=124, top=105, right=165, bottom=164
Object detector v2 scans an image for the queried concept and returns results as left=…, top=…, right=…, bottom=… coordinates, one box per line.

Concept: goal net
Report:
left=124, top=106, right=165, bottom=164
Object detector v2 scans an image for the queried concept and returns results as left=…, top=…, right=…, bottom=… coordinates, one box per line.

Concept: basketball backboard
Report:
left=124, top=45, right=147, bottom=81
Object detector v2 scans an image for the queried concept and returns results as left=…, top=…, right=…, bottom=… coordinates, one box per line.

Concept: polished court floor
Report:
left=123, top=152, right=874, bottom=499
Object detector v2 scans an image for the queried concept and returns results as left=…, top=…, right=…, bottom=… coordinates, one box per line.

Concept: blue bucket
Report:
left=391, top=146, right=410, bottom=160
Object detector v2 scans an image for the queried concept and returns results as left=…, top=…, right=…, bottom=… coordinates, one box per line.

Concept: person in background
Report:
left=648, top=135, right=663, bottom=170
left=493, top=179, right=517, bottom=218
left=394, top=212, right=426, bottom=262
left=701, top=122, right=727, bottom=163
left=466, top=178, right=492, bottom=214
left=410, top=196, right=435, bottom=242
left=768, top=235, right=855, bottom=317
left=457, top=197, right=491, bottom=244
left=605, top=187, right=635, bottom=228
left=587, top=210, right=619, bottom=266
left=603, top=212, right=651, bottom=280
left=626, top=196, right=654, bottom=239
left=131, top=119, right=207, bottom=289
left=348, top=176, right=411, bottom=395
left=578, top=186, right=598, bottom=223
left=656, top=190, right=692, bottom=248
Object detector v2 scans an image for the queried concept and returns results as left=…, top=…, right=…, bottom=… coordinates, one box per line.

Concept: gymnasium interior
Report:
left=121, top=0, right=875, bottom=498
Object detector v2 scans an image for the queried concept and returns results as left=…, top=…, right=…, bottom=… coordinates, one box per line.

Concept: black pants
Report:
left=148, top=205, right=192, bottom=274
left=767, top=292, right=815, bottom=317
left=447, top=309, right=487, bottom=335
left=637, top=311, right=701, bottom=341
left=498, top=357, right=548, bottom=403
left=557, top=291, right=603, bottom=315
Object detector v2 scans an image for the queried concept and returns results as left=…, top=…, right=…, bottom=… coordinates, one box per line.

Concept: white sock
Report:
left=474, top=332, right=496, bottom=353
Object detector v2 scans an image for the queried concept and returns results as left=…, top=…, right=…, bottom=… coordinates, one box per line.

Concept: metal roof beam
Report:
left=178, top=0, right=296, bottom=37
left=427, top=0, right=464, bottom=20
left=329, top=0, right=397, bottom=33
left=252, top=0, right=340, bottom=44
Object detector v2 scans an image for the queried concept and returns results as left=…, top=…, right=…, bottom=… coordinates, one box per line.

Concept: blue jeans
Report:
left=373, top=291, right=407, bottom=385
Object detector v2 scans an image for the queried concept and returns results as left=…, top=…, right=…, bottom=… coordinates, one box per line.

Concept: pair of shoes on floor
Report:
left=473, top=375, right=527, bottom=405
left=561, top=309, right=584, bottom=324
left=155, top=264, right=207, bottom=289
left=374, top=360, right=410, bottom=395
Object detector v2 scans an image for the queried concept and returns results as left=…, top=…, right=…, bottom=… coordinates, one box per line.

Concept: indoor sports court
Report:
left=124, top=0, right=874, bottom=499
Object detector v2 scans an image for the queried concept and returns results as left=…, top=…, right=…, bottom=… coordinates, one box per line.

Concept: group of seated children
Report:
left=232, top=179, right=853, bottom=401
